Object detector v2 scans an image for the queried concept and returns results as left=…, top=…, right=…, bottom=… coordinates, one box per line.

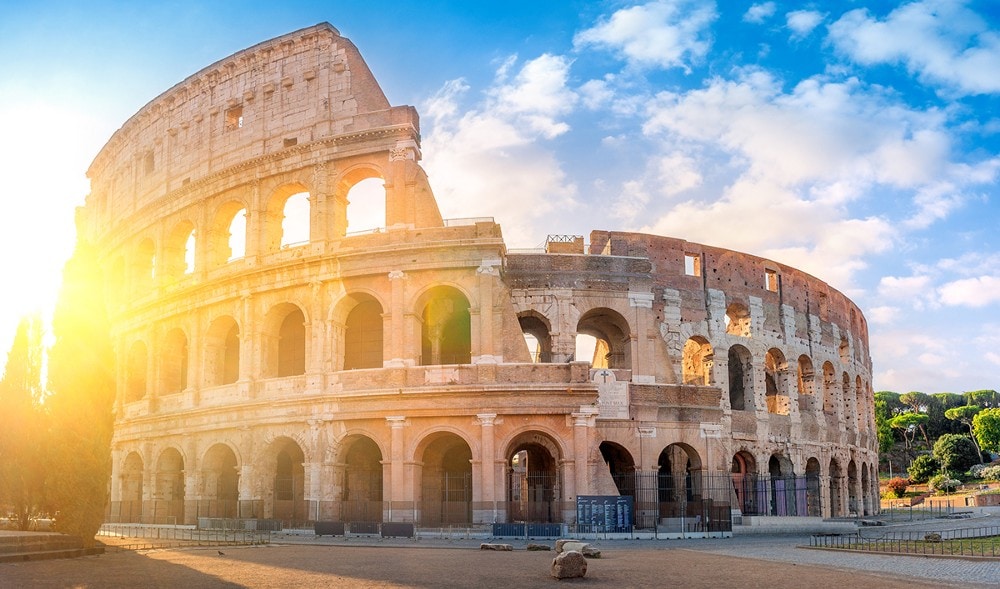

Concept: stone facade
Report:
left=82, top=24, right=878, bottom=528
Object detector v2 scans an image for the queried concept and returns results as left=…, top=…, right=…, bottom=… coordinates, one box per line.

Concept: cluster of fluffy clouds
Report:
left=419, top=0, right=999, bottom=390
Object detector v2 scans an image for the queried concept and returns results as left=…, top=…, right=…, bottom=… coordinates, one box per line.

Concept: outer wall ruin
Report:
left=84, top=23, right=878, bottom=531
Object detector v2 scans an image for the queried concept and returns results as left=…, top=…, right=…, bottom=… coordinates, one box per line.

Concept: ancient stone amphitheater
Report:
left=86, top=23, right=877, bottom=533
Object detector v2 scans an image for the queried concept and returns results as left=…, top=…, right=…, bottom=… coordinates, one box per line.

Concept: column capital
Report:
left=477, top=413, right=498, bottom=426
left=386, top=415, right=407, bottom=428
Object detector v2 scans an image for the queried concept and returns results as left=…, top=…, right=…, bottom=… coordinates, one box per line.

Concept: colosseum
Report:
left=86, top=23, right=878, bottom=535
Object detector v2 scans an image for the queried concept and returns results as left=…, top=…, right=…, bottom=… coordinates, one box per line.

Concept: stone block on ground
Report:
left=526, top=543, right=551, bottom=551
left=551, top=550, right=587, bottom=579
left=480, top=543, right=513, bottom=551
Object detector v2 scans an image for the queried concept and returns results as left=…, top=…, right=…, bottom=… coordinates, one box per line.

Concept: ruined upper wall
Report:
left=84, top=23, right=418, bottom=238
left=590, top=230, right=870, bottom=355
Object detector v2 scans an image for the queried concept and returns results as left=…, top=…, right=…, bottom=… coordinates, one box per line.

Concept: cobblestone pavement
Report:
left=3, top=516, right=999, bottom=588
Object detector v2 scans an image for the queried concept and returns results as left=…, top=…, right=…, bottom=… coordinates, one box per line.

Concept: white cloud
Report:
left=867, top=305, right=900, bottom=325
left=420, top=56, right=579, bottom=247
left=579, top=78, right=614, bottom=110
left=938, top=276, right=1000, bottom=307
left=574, top=0, right=717, bottom=71
left=786, top=10, right=825, bottom=39
left=828, top=1, right=1000, bottom=95
left=877, top=275, right=932, bottom=302
left=744, top=2, right=776, bottom=24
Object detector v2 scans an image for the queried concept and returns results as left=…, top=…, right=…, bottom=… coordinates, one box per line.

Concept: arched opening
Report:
left=280, top=192, right=311, bottom=248
left=829, top=458, right=843, bottom=517
left=227, top=208, right=247, bottom=261
left=419, top=286, right=471, bottom=365
left=208, top=202, right=247, bottom=267
left=847, top=459, right=859, bottom=516
left=577, top=308, right=631, bottom=370
left=160, top=328, right=188, bottom=394
left=518, top=313, right=551, bottom=363
left=657, top=443, right=702, bottom=524
left=728, top=344, right=753, bottom=411
left=155, top=448, right=185, bottom=524
left=730, top=451, right=757, bottom=515
left=263, top=304, right=306, bottom=377
left=345, top=177, right=386, bottom=234
left=842, top=372, right=852, bottom=425
left=599, top=442, right=636, bottom=499
left=120, top=452, right=144, bottom=522
left=205, top=316, right=240, bottom=386
left=125, top=341, right=148, bottom=402
left=805, top=457, right=822, bottom=517
left=419, top=433, right=473, bottom=526
left=797, top=355, right=815, bottom=411
left=162, top=222, right=196, bottom=280
left=268, top=438, right=305, bottom=524
left=134, top=238, right=155, bottom=290
left=725, top=302, right=751, bottom=337
left=202, top=444, right=239, bottom=518
left=822, top=361, right=837, bottom=414
left=507, top=433, right=561, bottom=523
left=343, top=297, right=384, bottom=370
left=682, top=337, right=714, bottom=385
left=767, top=454, right=796, bottom=516
left=764, top=348, right=789, bottom=415
left=340, top=436, right=383, bottom=523
left=860, top=461, right=872, bottom=516
left=855, top=375, right=866, bottom=433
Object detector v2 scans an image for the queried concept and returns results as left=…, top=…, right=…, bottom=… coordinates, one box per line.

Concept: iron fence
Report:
left=811, top=525, right=1000, bottom=557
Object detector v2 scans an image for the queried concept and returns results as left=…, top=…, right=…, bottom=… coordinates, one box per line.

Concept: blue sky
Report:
left=1, top=1, right=998, bottom=394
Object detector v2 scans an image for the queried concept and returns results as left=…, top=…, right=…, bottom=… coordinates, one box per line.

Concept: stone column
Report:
left=628, top=291, right=655, bottom=383
left=475, top=260, right=501, bottom=363
left=386, top=416, right=407, bottom=521
left=570, top=408, right=598, bottom=522
left=477, top=413, right=498, bottom=523
left=387, top=270, right=407, bottom=367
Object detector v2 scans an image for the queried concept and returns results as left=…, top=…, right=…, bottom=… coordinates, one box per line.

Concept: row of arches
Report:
left=110, top=177, right=387, bottom=295
left=683, top=337, right=872, bottom=430
left=114, top=429, right=878, bottom=526
left=123, top=286, right=471, bottom=401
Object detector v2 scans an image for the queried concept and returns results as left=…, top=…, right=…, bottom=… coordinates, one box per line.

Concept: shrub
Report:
left=907, top=455, right=940, bottom=483
left=970, top=463, right=988, bottom=478
left=933, top=434, right=980, bottom=475
left=980, top=465, right=1000, bottom=482
left=928, top=474, right=960, bottom=494
left=884, top=477, right=910, bottom=498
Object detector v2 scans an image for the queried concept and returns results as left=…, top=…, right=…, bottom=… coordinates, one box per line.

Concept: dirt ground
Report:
left=0, top=542, right=973, bottom=589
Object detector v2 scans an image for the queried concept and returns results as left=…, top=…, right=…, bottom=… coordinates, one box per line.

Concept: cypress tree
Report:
left=0, top=316, right=45, bottom=530
left=46, top=238, right=116, bottom=546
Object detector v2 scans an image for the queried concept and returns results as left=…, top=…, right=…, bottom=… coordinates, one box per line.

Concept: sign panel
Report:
left=576, top=495, right=633, bottom=532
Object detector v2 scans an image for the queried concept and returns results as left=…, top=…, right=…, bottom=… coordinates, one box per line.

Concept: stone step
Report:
left=0, top=546, right=104, bottom=563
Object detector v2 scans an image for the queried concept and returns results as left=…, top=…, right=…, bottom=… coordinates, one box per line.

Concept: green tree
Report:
left=899, top=392, right=933, bottom=447
left=45, top=239, right=116, bottom=546
left=966, top=390, right=1000, bottom=409
left=932, top=433, right=980, bottom=475
left=874, top=396, right=896, bottom=453
left=890, top=412, right=929, bottom=450
left=928, top=393, right=966, bottom=438
left=0, top=316, right=46, bottom=530
left=907, top=454, right=940, bottom=483
left=945, top=405, right=983, bottom=463
left=875, top=391, right=905, bottom=416
left=973, top=408, right=1000, bottom=456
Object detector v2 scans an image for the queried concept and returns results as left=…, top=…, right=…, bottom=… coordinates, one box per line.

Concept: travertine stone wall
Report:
left=89, top=24, right=879, bottom=528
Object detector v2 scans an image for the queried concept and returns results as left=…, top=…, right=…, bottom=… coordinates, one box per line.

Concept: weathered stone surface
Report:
left=550, top=550, right=587, bottom=579
left=526, top=543, right=551, bottom=551
left=90, top=21, right=879, bottom=533
left=480, top=543, right=513, bottom=551
left=924, top=533, right=942, bottom=542
left=581, top=545, right=601, bottom=559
